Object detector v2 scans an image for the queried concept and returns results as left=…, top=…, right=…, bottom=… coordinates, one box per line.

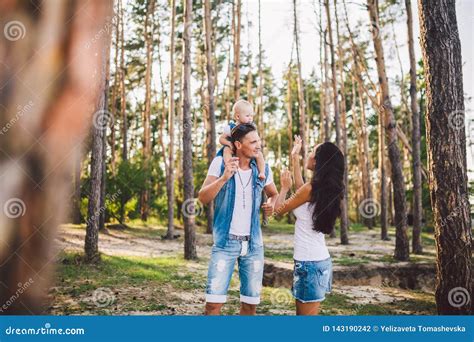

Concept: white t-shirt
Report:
left=293, top=202, right=330, bottom=261
left=208, top=156, right=274, bottom=236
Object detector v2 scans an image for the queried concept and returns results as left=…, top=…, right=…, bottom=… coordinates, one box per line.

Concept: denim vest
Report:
left=212, top=158, right=269, bottom=251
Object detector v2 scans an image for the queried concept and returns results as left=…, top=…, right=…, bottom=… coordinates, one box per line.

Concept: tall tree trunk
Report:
left=379, top=94, right=389, bottom=240
left=317, top=0, right=328, bottom=142
left=85, top=35, right=111, bottom=263
left=99, top=73, right=109, bottom=231
left=119, top=0, right=128, bottom=224
left=286, top=68, right=294, bottom=168
left=406, top=0, right=423, bottom=254
left=368, top=0, right=409, bottom=260
left=323, top=29, right=331, bottom=142
left=327, top=0, right=349, bottom=244
left=293, top=0, right=307, bottom=172
left=165, top=0, right=177, bottom=240
left=357, top=78, right=373, bottom=229
left=257, top=0, right=264, bottom=140
left=140, top=0, right=155, bottom=222
left=233, top=0, right=242, bottom=100
left=183, top=0, right=197, bottom=260
left=418, top=0, right=473, bottom=314
left=110, top=1, right=120, bottom=175
left=204, top=0, right=216, bottom=234
left=71, top=158, right=82, bottom=224
left=119, top=0, right=127, bottom=162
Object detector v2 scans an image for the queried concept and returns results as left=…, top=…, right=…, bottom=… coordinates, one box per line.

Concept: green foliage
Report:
left=106, top=159, right=150, bottom=223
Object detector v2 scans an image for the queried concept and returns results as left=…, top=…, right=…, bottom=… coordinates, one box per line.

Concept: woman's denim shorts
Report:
left=292, top=257, right=333, bottom=303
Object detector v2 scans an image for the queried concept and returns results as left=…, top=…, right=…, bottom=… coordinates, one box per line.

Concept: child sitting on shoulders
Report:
left=218, top=99, right=266, bottom=180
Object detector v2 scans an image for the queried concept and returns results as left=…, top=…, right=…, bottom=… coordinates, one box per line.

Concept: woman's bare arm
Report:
left=291, top=135, right=304, bottom=190
left=274, top=170, right=311, bottom=217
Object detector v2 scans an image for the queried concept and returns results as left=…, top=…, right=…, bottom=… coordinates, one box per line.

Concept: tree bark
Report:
left=367, top=0, right=409, bottom=260
left=99, top=72, right=109, bottom=231
left=293, top=0, right=308, bottom=174
left=204, top=0, right=216, bottom=235
left=85, top=34, right=111, bottom=263
left=329, top=0, right=349, bottom=244
left=119, top=0, right=127, bottom=162
left=140, top=0, right=155, bottom=222
left=257, top=0, right=264, bottom=140
left=417, top=0, right=473, bottom=314
left=379, top=93, right=389, bottom=241
left=183, top=0, right=197, bottom=260
left=165, top=0, right=177, bottom=240
left=317, top=1, right=328, bottom=142
left=233, top=0, right=242, bottom=100
left=286, top=68, right=294, bottom=168
left=71, top=158, right=82, bottom=224
left=406, top=0, right=423, bottom=254
left=357, top=78, right=374, bottom=229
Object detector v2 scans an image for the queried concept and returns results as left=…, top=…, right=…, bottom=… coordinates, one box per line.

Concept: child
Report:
left=219, top=99, right=266, bottom=180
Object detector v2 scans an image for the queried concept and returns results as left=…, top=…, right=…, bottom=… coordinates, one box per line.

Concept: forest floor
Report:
left=49, top=220, right=437, bottom=315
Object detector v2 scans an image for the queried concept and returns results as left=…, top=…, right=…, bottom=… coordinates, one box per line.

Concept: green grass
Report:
left=333, top=256, right=372, bottom=266
left=265, top=249, right=294, bottom=262
left=321, top=292, right=436, bottom=315
left=263, top=222, right=294, bottom=234
left=52, top=252, right=206, bottom=314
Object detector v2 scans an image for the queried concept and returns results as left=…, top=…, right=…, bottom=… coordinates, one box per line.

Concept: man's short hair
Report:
left=231, top=123, right=257, bottom=143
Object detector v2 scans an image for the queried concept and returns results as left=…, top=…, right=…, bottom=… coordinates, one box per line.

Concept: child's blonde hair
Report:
left=232, top=99, right=253, bottom=120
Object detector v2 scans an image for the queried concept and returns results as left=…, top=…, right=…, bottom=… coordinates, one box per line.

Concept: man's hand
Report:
left=222, top=157, right=239, bottom=181
left=261, top=198, right=274, bottom=217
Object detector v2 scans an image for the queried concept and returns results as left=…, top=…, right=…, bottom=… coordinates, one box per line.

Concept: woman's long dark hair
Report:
left=309, top=142, right=345, bottom=234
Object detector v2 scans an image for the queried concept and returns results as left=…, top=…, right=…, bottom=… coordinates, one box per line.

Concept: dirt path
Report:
left=51, top=223, right=436, bottom=315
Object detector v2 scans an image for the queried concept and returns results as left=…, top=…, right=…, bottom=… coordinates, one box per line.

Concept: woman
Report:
left=274, top=136, right=345, bottom=315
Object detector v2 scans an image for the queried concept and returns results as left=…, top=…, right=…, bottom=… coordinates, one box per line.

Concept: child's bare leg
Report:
left=257, top=151, right=265, bottom=180
left=223, top=145, right=233, bottom=165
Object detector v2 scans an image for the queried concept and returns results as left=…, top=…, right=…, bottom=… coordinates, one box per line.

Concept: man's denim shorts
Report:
left=292, top=257, right=333, bottom=303
left=205, top=239, right=264, bottom=305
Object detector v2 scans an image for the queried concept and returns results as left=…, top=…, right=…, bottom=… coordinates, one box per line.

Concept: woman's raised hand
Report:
left=291, top=135, right=302, bottom=157
left=280, top=169, right=293, bottom=191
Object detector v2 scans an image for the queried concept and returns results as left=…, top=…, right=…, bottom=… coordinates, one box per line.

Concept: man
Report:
left=198, top=123, right=278, bottom=315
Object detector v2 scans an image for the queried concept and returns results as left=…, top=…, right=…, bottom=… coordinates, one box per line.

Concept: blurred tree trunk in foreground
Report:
left=0, top=0, right=112, bottom=313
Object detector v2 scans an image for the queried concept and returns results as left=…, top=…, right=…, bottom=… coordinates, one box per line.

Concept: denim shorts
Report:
left=292, top=257, right=333, bottom=303
left=205, top=239, right=264, bottom=305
